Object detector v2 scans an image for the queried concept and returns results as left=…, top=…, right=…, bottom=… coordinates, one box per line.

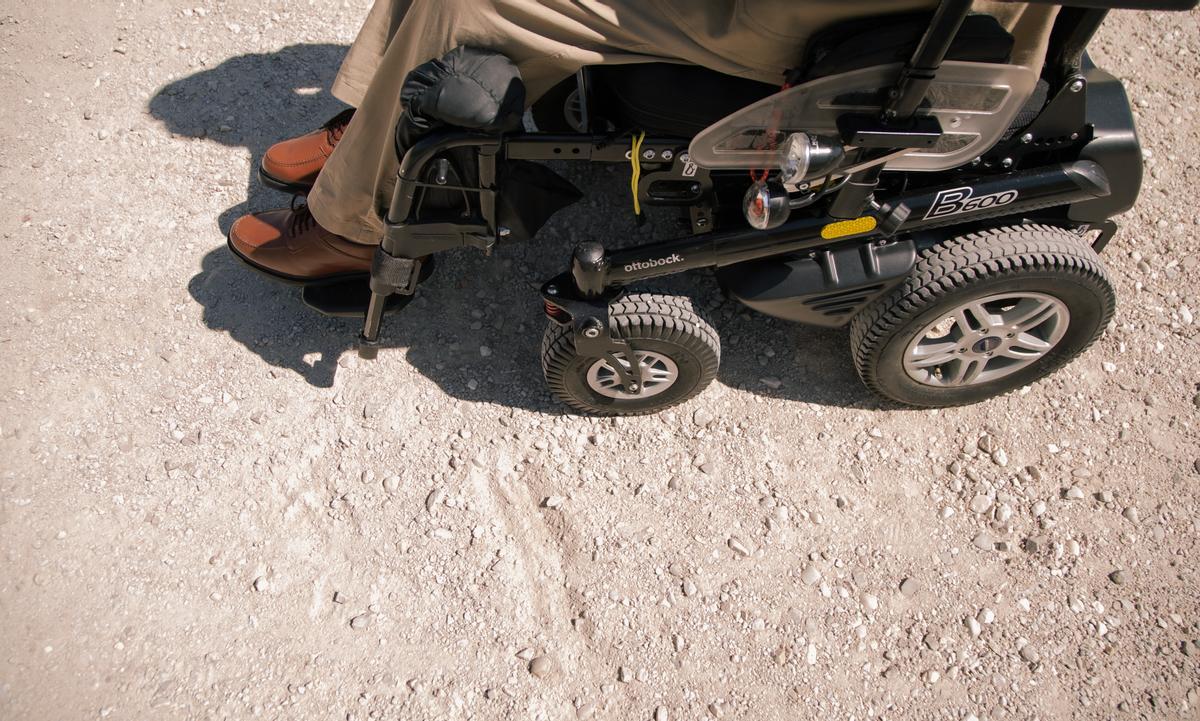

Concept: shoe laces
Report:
left=289, top=195, right=318, bottom=236
left=322, top=107, right=355, bottom=145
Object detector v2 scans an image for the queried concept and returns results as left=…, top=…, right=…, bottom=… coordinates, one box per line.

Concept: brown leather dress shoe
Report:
left=227, top=203, right=374, bottom=283
left=258, top=108, right=354, bottom=193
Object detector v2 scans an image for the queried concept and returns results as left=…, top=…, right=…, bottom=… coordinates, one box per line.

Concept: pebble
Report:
left=899, top=577, right=919, bottom=596
left=760, top=377, right=782, bottom=390
left=977, top=607, right=996, bottom=624
left=801, top=565, right=821, bottom=585
left=618, top=666, right=634, bottom=683
left=516, top=647, right=536, bottom=661
left=966, top=617, right=982, bottom=636
left=861, top=593, right=879, bottom=612
left=252, top=576, right=267, bottom=592
left=969, top=494, right=993, bottom=514
left=692, top=408, right=713, bottom=427
left=972, top=533, right=994, bottom=551
left=382, top=476, right=400, bottom=494
left=543, top=495, right=566, bottom=509
left=1109, top=570, right=1127, bottom=585
left=577, top=701, right=597, bottom=719
left=1122, top=506, right=1140, bottom=524
left=727, top=537, right=752, bottom=557
left=529, top=655, right=556, bottom=678
left=1019, top=644, right=1039, bottom=664
left=1065, top=486, right=1086, bottom=501
left=1032, top=500, right=1047, bottom=516
left=682, top=579, right=697, bottom=597
left=425, top=487, right=444, bottom=512
left=991, top=448, right=1009, bottom=467
left=654, top=706, right=669, bottom=721
left=349, top=614, right=371, bottom=629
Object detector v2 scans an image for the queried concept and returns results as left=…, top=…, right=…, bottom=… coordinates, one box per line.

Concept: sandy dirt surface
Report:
left=1, top=2, right=1199, bottom=720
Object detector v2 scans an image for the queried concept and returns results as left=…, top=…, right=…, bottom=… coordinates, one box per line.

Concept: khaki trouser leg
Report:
left=309, top=0, right=1053, bottom=245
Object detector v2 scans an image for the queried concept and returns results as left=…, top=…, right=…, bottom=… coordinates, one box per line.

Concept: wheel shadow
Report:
left=156, top=45, right=876, bottom=409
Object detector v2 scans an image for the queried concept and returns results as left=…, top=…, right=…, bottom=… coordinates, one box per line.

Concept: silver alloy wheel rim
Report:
left=586, top=351, right=680, bottom=399
left=903, top=292, right=1070, bottom=387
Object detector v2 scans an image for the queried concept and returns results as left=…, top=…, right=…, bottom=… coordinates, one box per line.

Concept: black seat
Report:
left=584, top=13, right=1015, bottom=138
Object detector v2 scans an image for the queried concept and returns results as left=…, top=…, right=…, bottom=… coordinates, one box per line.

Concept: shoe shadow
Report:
left=155, top=46, right=877, bottom=408
left=148, top=43, right=351, bottom=234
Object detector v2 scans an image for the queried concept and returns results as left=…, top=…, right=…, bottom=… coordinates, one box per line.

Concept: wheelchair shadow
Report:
left=157, top=44, right=877, bottom=409
left=148, top=43, right=351, bottom=235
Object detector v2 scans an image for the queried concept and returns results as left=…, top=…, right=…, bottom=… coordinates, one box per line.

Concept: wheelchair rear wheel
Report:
left=851, top=225, right=1115, bottom=407
left=541, top=293, right=720, bottom=415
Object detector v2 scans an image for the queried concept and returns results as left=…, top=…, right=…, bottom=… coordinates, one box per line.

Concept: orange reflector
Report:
left=820, top=216, right=877, bottom=240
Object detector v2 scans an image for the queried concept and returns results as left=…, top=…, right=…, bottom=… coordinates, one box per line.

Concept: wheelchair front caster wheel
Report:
left=541, top=293, right=720, bottom=415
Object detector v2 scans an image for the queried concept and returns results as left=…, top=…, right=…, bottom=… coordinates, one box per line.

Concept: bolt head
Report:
left=498, top=226, right=512, bottom=238
left=1001, top=157, right=1014, bottom=169
left=661, top=149, right=674, bottom=160
left=1068, top=79, right=1084, bottom=93
left=546, top=285, right=558, bottom=296
left=583, top=327, right=600, bottom=338
left=642, top=149, right=656, bottom=160
left=628, top=384, right=640, bottom=392
left=1020, top=133, right=1033, bottom=144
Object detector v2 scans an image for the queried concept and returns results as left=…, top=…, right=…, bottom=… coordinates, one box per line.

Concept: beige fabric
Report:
left=309, top=0, right=1056, bottom=244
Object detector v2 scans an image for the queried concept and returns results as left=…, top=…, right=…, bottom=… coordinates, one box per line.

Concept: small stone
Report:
left=515, top=647, right=536, bottom=661
left=899, top=577, right=919, bottom=596
left=480, top=345, right=492, bottom=357
left=969, top=494, right=994, bottom=514
left=966, top=617, right=982, bottom=636
left=382, top=476, right=401, bottom=494
left=1019, top=645, right=1039, bottom=664
left=692, top=408, right=713, bottom=427
left=972, top=533, right=994, bottom=551
left=682, top=579, right=698, bottom=597
left=1096, top=490, right=1114, bottom=504
left=543, top=495, right=566, bottom=509
left=801, top=566, right=821, bottom=585
left=654, top=706, right=669, bottom=721
left=577, top=701, right=597, bottom=719
left=977, top=607, right=996, bottom=625
left=425, top=487, right=445, bottom=512
left=991, top=448, right=1008, bottom=467
left=1108, top=569, right=1127, bottom=585
left=617, top=666, right=634, bottom=683
left=1122, top=506, right=1139, bottom=524
left=529, top=655, right=556, bottom=678
left=333, top=591, right=347, bottom=604
left=349, top=614, right=371, bottom=629
left=760, top=377, right=782, bottom=390
left=977, top=435, right=994, bottom=453
left=252, top=576, right=267, bottom=592
left=727, top=537, right=751, bottom=557
left=861, top=593, right=879, bottom=612
left=1032, top=500, right=1047, bottom=516
left=97, top=128, right=110, bottom=140
left=1065, top=486, right=1086, bottom=501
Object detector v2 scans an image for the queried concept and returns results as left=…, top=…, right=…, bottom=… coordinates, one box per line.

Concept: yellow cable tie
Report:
left=630, top=131, right=645, bottom=217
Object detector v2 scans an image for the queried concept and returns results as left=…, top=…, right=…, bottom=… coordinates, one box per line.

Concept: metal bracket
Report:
left=541, top=274, right=644, bottom=394
left=984, top=75, right=1091, bottom=170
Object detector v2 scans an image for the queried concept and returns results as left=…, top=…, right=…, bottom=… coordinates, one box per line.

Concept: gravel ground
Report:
left=2, top=3, right=1199, bottom=720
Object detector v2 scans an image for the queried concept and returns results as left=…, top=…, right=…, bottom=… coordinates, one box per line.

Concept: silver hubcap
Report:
left=903, top=292, right=1070, bottom=387
left=586, top=351, right=679, bottom=399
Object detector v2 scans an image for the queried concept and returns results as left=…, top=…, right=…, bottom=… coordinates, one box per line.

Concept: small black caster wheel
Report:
left=541, top=293, right=720, bottom=415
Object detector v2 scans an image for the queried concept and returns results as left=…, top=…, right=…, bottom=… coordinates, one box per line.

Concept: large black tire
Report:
left=850, top=225, right=1116, bottom=407
left=542, top=293, right=720, bottom=415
